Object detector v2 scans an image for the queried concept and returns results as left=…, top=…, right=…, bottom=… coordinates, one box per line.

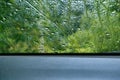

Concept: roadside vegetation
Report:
left=0, top=0, right=120, bottom=53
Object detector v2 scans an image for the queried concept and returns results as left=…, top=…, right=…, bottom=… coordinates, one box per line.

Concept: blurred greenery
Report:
left=0, top=0, right=120, bottom=53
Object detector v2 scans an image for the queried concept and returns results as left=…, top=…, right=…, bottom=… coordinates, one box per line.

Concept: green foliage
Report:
left=0, top=0, right=40, bottom=53
left=63, top=30, right=94, bottom=53
left=0, top=0, right=120, bottom=53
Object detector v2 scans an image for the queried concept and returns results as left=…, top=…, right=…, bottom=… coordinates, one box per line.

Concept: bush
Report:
left=0, top=0, right=119, bottom=53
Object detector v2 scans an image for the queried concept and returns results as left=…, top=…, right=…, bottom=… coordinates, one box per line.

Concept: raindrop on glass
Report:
left=106, top=33, right=110, bottom=36
left=62, top=44, right=66, bottom=47
left=3, top=17, right=6, bottom=21
left=117, top=41, right=120, bottom=43
left=13, top=11, right=17, bottom=14
left=51, top=32, right=55, bottom=35
left=9, top=13, right=13, bottom=16
left=0, top=20, right=3, bottom=23
left=15, top=9, right=19, bottom=12
left=45, top=28, right=49, bottom=30
left=7, top=3, right=12, bottom=6
left=78, top=28, right=81, bottom=30
left=21, top=28, right=24, bottom=31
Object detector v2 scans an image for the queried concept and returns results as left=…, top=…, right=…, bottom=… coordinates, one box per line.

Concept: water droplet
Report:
left=15, top=9, right=19, bottom=12
left=72, top=28, right=74, bottom=31
left=52, top=48, right=55, bottom=51
left=7, top=3, right=12, bottom=6
left=51, top=32, right=55, bottom=35
left=33, top=1, right=38, bottom=5
left=9, top=13, right=13, bottom=16
left=45, top=28, right=49, bottom=30
left=26, top=7, right=30, bottom=10
left=117, top=41, right=120, bottom=43
left=62, top=44, right=66, bottom=47
left=3, top=17, right=6, bottom=21
left=21, top=28, right=24, bottom=31
left=13, top=11, right=17, bottom=14
left=78, top=28, right=81, bottom=30
left=0, top=20, right=3, bottom=23
left=106, top=33, right=110, bottom=36
left=103, top=1, right=107, bottom=4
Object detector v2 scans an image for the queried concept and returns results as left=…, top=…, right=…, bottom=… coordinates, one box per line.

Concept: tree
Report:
left=0, top=0, right=40, bottom=53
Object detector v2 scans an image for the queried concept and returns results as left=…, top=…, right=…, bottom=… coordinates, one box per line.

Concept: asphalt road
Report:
left=0, top=56, right=120, bottom=80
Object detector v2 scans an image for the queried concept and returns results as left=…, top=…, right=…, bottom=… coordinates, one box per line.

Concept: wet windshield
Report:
left=0, top=0, right=120, bottom=53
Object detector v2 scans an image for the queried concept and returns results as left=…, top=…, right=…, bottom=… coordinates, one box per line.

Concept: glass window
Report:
left=0, top=0, right=120, bottom=53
